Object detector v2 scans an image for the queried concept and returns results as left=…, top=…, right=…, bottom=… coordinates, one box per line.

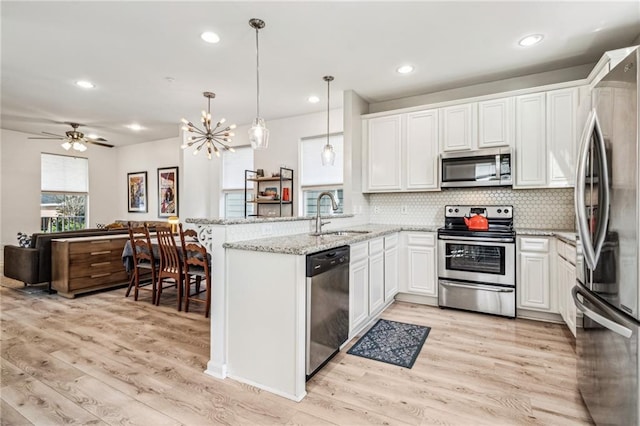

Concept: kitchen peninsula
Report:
left=186, top=214, right=368, bottom=398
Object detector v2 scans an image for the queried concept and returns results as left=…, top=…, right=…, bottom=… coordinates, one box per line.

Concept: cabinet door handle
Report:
left=91, top=251, right=112, bottom=256
left=91, top=262, right=111, bottom=267
left=90, top=273, right=111, bottom=279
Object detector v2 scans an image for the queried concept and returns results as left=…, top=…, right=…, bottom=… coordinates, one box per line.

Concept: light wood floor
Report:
left=1, top=276, right=592, bottom=425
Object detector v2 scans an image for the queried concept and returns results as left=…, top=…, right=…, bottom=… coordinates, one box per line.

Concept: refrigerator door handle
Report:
left=572, top=285, right=633, bottom=339
left=575, top=109, right=597, bottom=270
left=591, top=112, right=610, bottom=266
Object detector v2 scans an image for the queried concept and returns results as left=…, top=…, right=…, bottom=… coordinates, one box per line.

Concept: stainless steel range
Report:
left=438, top=205, right=516, bottom=318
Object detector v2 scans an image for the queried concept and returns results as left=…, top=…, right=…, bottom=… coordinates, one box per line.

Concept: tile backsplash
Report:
left=369, top=188, right=575, bottom=230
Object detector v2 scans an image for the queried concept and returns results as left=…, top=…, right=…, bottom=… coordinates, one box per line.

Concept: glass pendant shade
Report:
left=248, top=117, right=269, bottom=149
left=249, top=18, right=268, bottom=151
left=61, top=141, right=72, bottom=151
left=321, top=143, right=335, bottom=166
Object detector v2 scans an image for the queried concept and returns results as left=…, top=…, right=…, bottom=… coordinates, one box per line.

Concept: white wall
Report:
left=182, top=109, right=344, bottom=219
left=369, top=63, right=594, bottom=114
left=1, top=128, right=119, bottom=247
left=116, top=136, right=182, bottom=222
left=343, top=90, right=370, bottom=220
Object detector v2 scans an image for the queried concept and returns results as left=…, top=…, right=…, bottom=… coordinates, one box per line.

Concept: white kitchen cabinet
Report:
left=384, top=234, right=399, bottom=302
left=364, top=111, right=439, bottom=192
left=557, top=239, right=577, bottom=337
left=349, top=235, right=399, bottom=336
left=349, top=242, right=369, bottom=335
left=369, top=238, right=385, bottom=315
left=406, top=232, right=438, bottom=297
left=365, top=115, right=402, bottom=191
left=514, top=93, right=547, bottom=188
left=441, top=103, right=477, bottom=152
left=406, top=109, right=439, bottom=190
left=547, top=88, right=578, bottom=187
left=478, top=97, right=514, bottom=148
left=517, top=236, right=557, bottom=313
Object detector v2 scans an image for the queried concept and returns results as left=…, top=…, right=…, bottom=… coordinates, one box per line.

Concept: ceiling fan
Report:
left=28, top=122, right=114, bottom=151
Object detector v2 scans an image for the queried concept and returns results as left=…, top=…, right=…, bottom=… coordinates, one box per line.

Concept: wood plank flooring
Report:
left=1, top=276, right=592, bottom=425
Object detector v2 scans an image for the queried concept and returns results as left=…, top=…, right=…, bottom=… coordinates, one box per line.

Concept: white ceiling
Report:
left=2, top=1, right=639, bottom=147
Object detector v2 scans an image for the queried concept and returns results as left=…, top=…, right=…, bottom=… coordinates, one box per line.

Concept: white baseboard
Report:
left=225, top=373, right=306, bottom=402
left=516, top=309, right=564, bottom=324
left=204, top=360, right=227, bottom=379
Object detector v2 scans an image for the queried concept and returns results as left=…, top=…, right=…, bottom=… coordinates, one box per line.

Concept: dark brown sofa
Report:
left=4, top=228, right=129, bottom=287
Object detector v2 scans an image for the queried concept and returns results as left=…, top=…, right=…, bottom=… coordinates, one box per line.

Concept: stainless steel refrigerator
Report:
left=573, top=46, right=640, bottom=425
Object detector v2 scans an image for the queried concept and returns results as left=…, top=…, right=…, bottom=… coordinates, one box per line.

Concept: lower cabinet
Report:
left=384, top=234, right=399, bottom=302
left=349, top=234, right=400, bottom=336
left=368, top=238, right=385, bottom=314
left=349, top=242, right=369, bottom=335
left=517, top=236, right=557, bottom=313
left=557, top=239, right=577, bottom=337
left=406, top=232, right=438, bottom=297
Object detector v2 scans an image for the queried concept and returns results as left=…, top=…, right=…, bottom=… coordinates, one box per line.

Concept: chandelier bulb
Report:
left=181, top=91, right=236, bottom=159
left=229, top=124, right=237, bottom=130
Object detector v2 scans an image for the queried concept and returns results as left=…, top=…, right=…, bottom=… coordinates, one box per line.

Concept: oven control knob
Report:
left=454, top=208, right=459, bottom=213
left=448, top=208, right=453, bottom=213
left=504, top=208, right=509, bottom=214
left=497, top=209, right=502, bottom=213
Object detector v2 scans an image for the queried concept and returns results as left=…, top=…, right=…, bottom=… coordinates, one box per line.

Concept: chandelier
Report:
left=181, top=92, right=236, bottom=159
left=248, top=18, right=269, bottom=150
left=321, top=76, right=336, bottom=166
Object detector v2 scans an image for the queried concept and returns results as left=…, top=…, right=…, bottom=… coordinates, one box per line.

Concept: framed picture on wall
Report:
left=127, top=171, right=148, bottom=213
left=158, top=166, right=178, bottom=218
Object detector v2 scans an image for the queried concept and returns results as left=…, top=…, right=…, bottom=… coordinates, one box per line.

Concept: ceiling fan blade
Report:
left=87, top=137, right=108, bottom=142
left=42, top=131, right=65, bottom=137
left=86, top=140, right=114, bottom=148
left=28, top=136, right=63, bottom=140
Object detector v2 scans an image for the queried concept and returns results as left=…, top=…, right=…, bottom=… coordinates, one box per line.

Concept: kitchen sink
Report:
left=311, top=230, right=371, bottom=237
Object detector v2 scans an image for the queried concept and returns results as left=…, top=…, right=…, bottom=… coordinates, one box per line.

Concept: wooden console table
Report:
left=52, top=234, right=129, bottom=298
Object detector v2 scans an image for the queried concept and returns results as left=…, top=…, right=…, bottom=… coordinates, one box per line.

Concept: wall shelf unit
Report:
left=244, top=167, right=294, bottom=218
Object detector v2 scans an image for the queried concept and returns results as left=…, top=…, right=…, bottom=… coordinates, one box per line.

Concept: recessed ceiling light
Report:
left=308, top=95, right=320, bottom=104
left=127, top=123, right=143, bottom=131
left=75, top=80, right=95, bottom=89
left=518, top=34, right=544, bottom=47
left=201, top=31, right=220, bottom=44
left=396, top=65, right=414, bottom=74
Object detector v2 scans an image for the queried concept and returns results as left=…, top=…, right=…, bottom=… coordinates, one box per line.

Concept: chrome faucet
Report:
left=315, top=191, right=339, bottom=234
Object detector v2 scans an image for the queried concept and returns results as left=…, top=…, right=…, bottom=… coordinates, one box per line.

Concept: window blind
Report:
left=41, top=153, right=89, bottom=192
left=301, top=134, right=344, bottom=186
left=222, top=146, right=254, bottom=190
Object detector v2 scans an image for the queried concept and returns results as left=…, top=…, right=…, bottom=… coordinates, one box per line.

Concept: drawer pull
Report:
left=90, top=273, right=111, bottom=278
left=91, top=251, right=112, bottom=256
left=91, top=262, right=111, bottom=267
left=91, top=240, right=112, bottom=244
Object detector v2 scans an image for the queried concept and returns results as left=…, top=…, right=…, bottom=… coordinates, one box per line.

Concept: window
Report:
left=41, top=153, right=89, bottom=232
left=222, top=146, right=254, bottom=218
left=301, top=134, right=344, bottom=216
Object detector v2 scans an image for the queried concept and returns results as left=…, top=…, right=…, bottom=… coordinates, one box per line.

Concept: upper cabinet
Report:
left=478, top=97, right=514, bottom=148
left=514, top=89, right=579, bottom=189
left=363, top=110, right=439, bottom=193
left=365, top=115, right=402, bottom=191
left=515, top=93, right=547, bottom=188
left=406, top=110, right=439, bottom=190
left=547, top=88, right=578, bottom=187
left=440, top=103, right=477, bottom=152
left=363, top=80, right=586, bottom=193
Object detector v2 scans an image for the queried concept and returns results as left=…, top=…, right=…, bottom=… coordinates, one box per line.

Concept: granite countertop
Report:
left=517, top=228, right=576, bottom=245
left=223, top=224, right=442, bottom=255
left=187, top=214, right=354, bottom=225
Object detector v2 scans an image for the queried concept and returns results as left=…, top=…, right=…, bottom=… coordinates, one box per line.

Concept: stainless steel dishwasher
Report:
left=306, top=245, right=350, bottom=380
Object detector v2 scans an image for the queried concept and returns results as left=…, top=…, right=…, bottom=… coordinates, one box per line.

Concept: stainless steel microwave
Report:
left=440, top=148, right=513, bottom=188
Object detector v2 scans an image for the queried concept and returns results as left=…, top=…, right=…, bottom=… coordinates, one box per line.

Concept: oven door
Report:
left=438, top=236, right=515, bottom=286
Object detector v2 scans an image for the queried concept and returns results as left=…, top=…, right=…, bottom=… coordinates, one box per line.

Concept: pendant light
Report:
left=248, top=18, right=269, bottom=150
left=180, top=91, right=236, bottom=160
left=321, top=75, right=336, bottom=166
